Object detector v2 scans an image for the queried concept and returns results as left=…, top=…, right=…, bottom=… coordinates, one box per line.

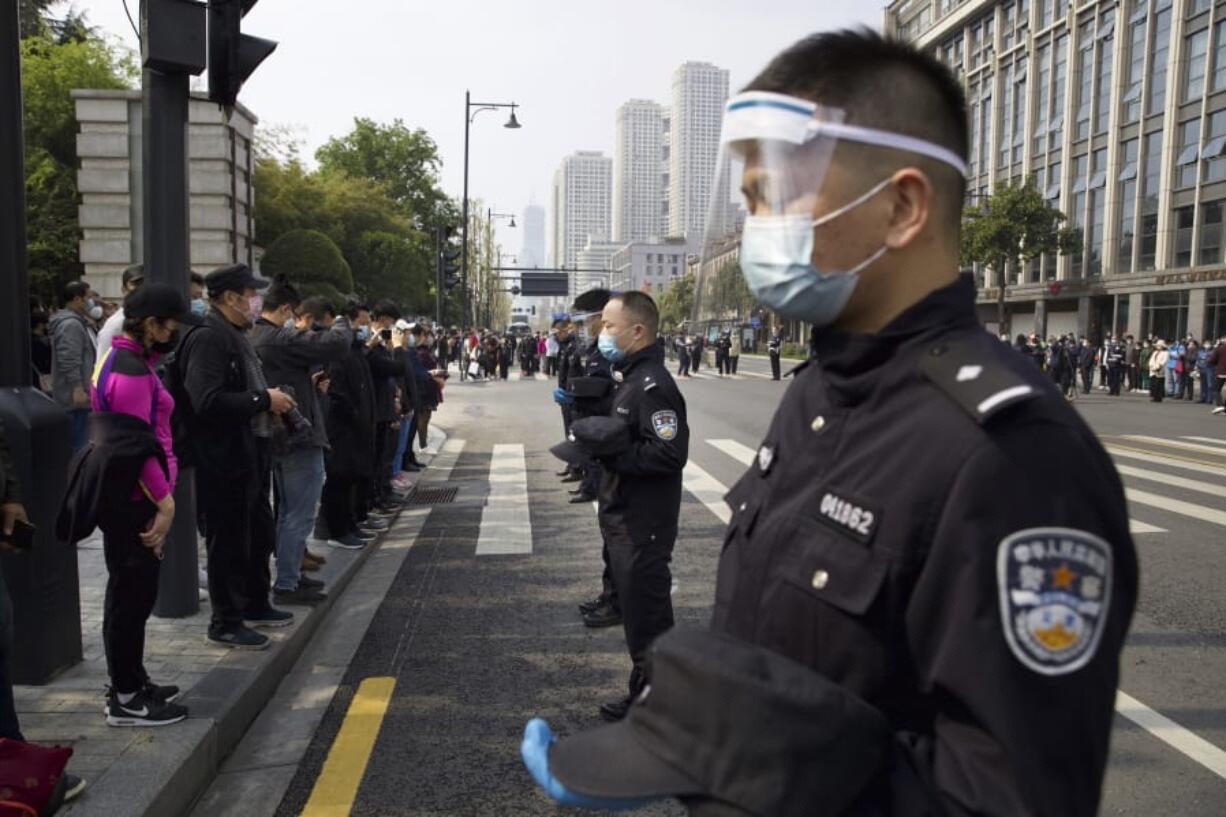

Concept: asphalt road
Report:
left=274, top=352, right=1226, bottom=817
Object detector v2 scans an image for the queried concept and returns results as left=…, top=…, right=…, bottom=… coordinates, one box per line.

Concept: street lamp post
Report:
left=462, top=91, right=520, bottom=329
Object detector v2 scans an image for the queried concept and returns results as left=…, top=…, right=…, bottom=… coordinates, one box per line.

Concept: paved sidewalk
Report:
left=13, top=426, right=446, bottom=816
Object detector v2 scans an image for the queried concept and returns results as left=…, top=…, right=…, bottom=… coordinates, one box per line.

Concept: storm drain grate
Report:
left=406, top=485, right=460, bottom=506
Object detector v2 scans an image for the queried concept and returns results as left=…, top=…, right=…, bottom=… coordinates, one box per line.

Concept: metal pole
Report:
left=0, top=0, right=30, bottom=388
left=435, top=227, right=443, bottom=325
left=142, top=64, right=199, bottom=617
left=461, top=90, right=471, bottom=330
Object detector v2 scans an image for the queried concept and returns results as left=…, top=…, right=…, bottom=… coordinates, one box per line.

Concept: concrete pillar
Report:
left=1034, top=299, right=1048, bottom=338
left=1127, top=292, right=1144, bottom=338
left=1076, top=296, right=1092, bottom=338
left=1188, top=287, right=1207, bottom=341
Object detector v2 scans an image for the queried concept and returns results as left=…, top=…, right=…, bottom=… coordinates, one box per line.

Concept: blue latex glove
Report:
left=521, top=718, right=654, bottom=811
left=553, top=387, right=574, bottom=406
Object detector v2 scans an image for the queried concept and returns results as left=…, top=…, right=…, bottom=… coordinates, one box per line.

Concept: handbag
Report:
left=467, top=361, right=479, bottom=378
left=0, top=738, right=72, bottom=817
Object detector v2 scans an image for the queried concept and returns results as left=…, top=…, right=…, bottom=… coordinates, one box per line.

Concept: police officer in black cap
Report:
left=173, top=263, right=297, bottom=650
left=589, top=290, right=688, bottom=722
left=698, top=30, right=1137, bottom=816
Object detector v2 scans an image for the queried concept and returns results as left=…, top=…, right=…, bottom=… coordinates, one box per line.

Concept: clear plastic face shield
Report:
left=695, top=91, right=968, bottom=327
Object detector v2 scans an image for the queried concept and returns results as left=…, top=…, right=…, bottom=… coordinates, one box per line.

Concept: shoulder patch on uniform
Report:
left=651, top=410, right=678, bottom=440
left=644, top=381, right=659, bottom=391
left=919, top=338, right=1039, bottom=424
left=997, top=527, right=1113, bottom=676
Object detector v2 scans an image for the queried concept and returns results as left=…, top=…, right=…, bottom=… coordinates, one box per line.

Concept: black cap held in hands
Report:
left=547, top=628, right=892, bottom=817
left=205, top=263, right=270, bottom=298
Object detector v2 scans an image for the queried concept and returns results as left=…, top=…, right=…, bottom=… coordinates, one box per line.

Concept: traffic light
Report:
left=208, top=0, right=277, bottom=109
left=437, top=226, right=462, bottom=291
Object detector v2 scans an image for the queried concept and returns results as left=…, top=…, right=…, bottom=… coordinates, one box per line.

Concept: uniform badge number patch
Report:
left=997, top=528, right=1113, bottom=676
left=651, top=410, right=678, bottom=441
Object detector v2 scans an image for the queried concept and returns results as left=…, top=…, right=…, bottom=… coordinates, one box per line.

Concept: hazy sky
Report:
left=61, top=1, right=884, bottom=251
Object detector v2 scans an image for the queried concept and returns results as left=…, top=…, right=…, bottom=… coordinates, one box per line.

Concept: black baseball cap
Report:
left=205, top=263, right=270, bottom=298
left=549, top=416, right=631, bottom=464
left=547, top=628, right=891, bottom=817
left=123, top=282, right=191, bottom=321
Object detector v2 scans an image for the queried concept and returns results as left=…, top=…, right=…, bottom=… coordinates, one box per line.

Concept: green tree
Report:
left=20, top=32, right=135, bottom=301
left=261, top=229, right=353, bottom=306
left=961, top=181, right=1081, bottom=332
left=712, top=260, right=755, bottom=319
left=348, top=230, right=433, bottom=312
left=657, top=272, right=695, bottom=331
left=315, top=118, right=447, bottom=224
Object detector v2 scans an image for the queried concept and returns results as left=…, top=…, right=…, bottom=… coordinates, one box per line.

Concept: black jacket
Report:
left=596, top=343, right=689, bottom=543
left=250, top=318, right=351, bottom=451
left=57, top=412, right=167, bottom=544
left=365, top=341, right=403, bottom=424
left=568, top=338, right=613, bottom=421
left=0, top=417, right=21, bottom=506
left=325, top=334, right=377, bottom=479
left=173, top=313, right=270, bottom=477
left=711, top=275, right=1138, bottom=817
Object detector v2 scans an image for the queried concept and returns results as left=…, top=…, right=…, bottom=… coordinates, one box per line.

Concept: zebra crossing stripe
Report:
left=1125, top=488, right=1226, bottom=528
left=1122, top=435, right=1226, bottom=457
left=1107, top=446, right=1226, bottom=478
left=476, top=444, right=532, bottom=555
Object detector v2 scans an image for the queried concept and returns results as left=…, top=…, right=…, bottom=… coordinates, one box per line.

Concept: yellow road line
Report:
left=300, top=676, right=397, bottom=817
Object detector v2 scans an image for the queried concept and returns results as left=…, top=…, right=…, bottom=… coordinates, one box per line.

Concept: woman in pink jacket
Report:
left=90, top=283, right=190, bottom=728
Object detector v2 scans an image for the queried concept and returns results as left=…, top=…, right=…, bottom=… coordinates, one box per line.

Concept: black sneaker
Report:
left=207, top=626, right=270, bottom=650
left=105, top=688, right=188, bottom=727
left=298, top=574, right=325, bottom=590
left=577, top=595, right=606, bottom=616
left=582, top=603, right=623, bottom=629
left=143, top=680, right=181, bottom=704
left=273, top=586, right=328, bottom=605
left=63, top=773, right=87, bottom=801
left=243, top=607, right=294, bottom=628
left=598, top=697, right=632, bottom=723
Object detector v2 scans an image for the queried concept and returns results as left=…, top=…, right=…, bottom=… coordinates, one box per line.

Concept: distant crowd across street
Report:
left=1007, top=331, right=1226, bottom=411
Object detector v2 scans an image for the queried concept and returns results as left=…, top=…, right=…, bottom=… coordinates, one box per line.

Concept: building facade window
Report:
left=1205, top=287, right=1226, bottom=341
left=1199, top=201, right=1224, bottom=266
left=1214, top=20, right=1226, bottom=92
left=1051, top=34, right=1069, bottom=149
left=1095, top=14, right=1115, bottom=135
left=1139, top=133, right=1162, bottom=270
left=1185, top=29, right=1209, bottom=103
left=1202, top=109, right=1226, bottom=183
left=999, top=63, right=1014, bottom=168
left=1088, top=148, right=1107, bottom=275
left=1141, top=290, right=1189, bottom=340
left=1075, top=21, right=1095, bottom=141
left=1070, top=153, right=1089, bottom=277
left=1117, top=138, right=1139, bottom=273
left=1123, top=11, right=1147, bottom=124
left=1177, top=119, right=1202, bottom=189
left=1147, top=8, right=1172, bottom=116
left=1034, top=43, right=1052, bottom=156
left=1174, top=205, right=1195, bottom=267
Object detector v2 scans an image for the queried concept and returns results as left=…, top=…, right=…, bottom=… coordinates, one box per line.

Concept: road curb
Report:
left=63, top=428, right=449, bottom=817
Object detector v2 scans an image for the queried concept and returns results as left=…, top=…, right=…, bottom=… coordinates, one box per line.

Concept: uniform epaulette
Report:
left=919, top=337, right=1040, bottom=424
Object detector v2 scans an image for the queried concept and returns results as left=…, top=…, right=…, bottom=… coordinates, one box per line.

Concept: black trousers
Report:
left=770, top=352, right=781, bottom=380
left=373, top=422, right=395, bottom=503
left=1150, top=376, right=1166, bottom=402
left=603, top=524, right=675, bottom=697
left=730, top=355, right=739, bottom=374
left=1080, top=366, right=1094, bottom=393
left=321, top=473, right=359, bottom=538
left=100, top=497, right=160, bottom=694
left=0, top=569, right=20, bottom=740
left=198, top=466, right=261, bottom=633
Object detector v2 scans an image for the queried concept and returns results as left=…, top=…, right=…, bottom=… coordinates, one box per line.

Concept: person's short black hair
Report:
left=263, top=277, right=301, bottom=311
left=343, top=297, right=369, bottom=321
left=372, top=300, right=401, bottom=321
left=611, top=291, right=659, bottom=338
left=299, top=295, right=334, bottom=324
left=190, top=272, right=205, bottom=288
left=62, top=280, right=89, bottom=306
left=744, top=27, right=968, bottom=220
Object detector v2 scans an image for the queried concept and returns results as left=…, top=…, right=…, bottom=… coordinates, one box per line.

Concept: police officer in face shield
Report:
left=693, top=30, right=1136, bottom=817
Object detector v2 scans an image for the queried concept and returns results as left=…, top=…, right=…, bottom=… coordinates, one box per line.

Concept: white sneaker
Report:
left=1212, top=406, right=1225, bottom=415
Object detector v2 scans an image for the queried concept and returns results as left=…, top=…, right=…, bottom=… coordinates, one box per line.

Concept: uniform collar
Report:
left=616, top=340, right=664, bottom=374
left=810, top=274, right=979, bottom=399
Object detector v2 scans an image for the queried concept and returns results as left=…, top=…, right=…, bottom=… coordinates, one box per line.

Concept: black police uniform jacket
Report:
left=597, top=343, right=689, bottom=543
left=568, top=338, right=614, bottom=421
left=711, top=275, right=1138, bottom=817
left=173, top=312, right=271, bottom=477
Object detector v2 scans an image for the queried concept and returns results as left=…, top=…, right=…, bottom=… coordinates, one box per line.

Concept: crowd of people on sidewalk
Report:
left=1007, top=331, right=1226, bottom=409
left=439, top=325, right=574, bottom=381
left=12, top=265, right=449, bottom=743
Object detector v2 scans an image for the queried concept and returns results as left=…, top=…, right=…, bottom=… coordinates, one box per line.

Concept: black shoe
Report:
left=583, top=604, right=622, bottom=628
left=560, top=474, right=582, bottom=483
left=105, top=687, right=188, bottom=727
left=569, top=493, right=596, bottom=504
left=598, top=697, right=632, bottom=723
left=207, top=625, right=270, bottom=650
left=298, top=574, right=325, bottom=590
left=141, top=679, right=181, bottom=704
left=274, top=586, right=328, bottom=605
left=555, top=468, right=572, bottom=477
left=567, top=487, right=585, bottom=495
left=243, top=607, right=294, bottom=628
left=577, top=596, right=606, bottom=615
left=63, top=773, right=87, bottom=801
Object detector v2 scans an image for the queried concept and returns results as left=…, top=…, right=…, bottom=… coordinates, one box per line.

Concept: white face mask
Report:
left=85, top=298, right=104, bottom=321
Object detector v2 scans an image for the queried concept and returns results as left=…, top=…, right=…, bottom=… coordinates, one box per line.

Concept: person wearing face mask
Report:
left=683, top=30, right=1136, bottom=817
left=68, top=283, right=193, bottom=726
left=250, top=279, right=352, bottom=605
left=174, top=264, right=297, bottom=650
left=587, top=290, right=688, bottom=722
left=189, top=271, right=207, bottom=317
left=49, top=279, right=102, bottom=452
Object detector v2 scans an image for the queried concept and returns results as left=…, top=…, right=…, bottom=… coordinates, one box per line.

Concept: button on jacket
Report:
left=711, top=275, right=1138, bottom=817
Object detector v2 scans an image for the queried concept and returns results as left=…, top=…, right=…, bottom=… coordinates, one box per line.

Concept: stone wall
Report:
left=72, top=89, right=257, bottom=297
